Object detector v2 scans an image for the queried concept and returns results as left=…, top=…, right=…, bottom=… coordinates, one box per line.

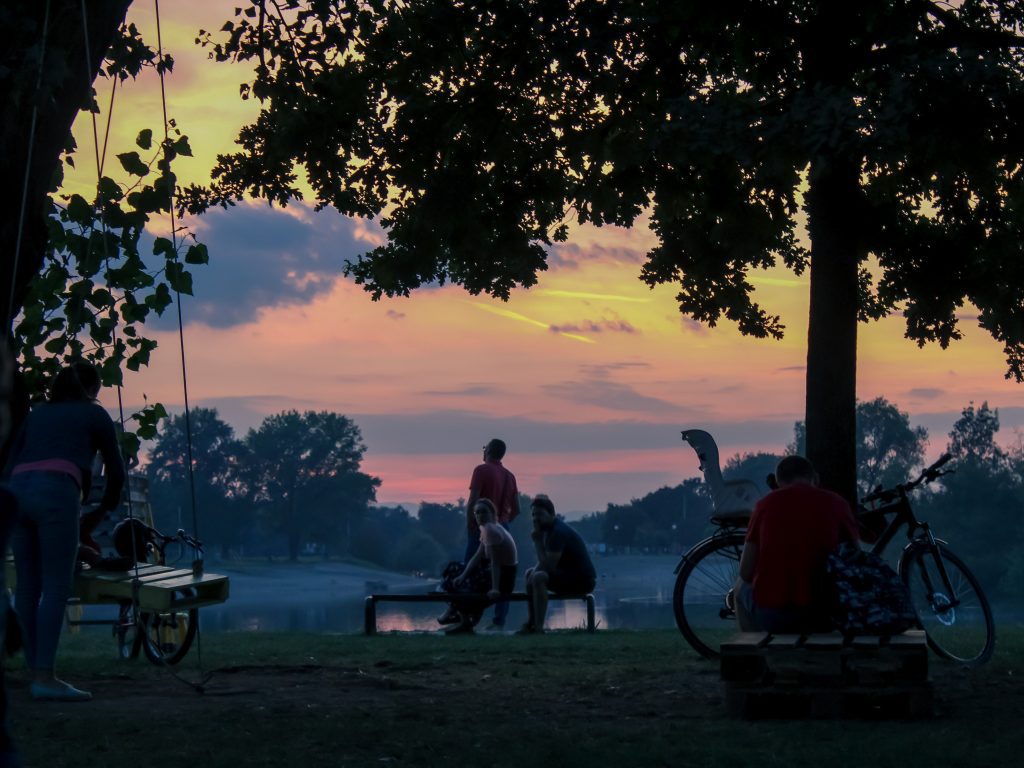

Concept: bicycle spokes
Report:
left=902, top=544, right=994, bottom=666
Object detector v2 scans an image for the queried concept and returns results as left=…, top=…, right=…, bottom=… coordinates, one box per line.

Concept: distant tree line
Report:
left=582, top=398, right=1023, bottom=598
left=145, top=400, right=1023, bottom=598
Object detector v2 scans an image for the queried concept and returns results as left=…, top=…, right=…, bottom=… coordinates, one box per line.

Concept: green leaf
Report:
left=43, top=337, right=67, bottom=354
left=126, top=338, right=159, bottom=371
left=165, top=263, right=194, bottom=295
left=145, top=283, right=173, bottom=314
left=127, top=186, right=165, bottom=213
left=173, top=135, right=193, bottom=157
left=89, top=287, right=113, bottom=308
left=153, top=237, right=176, bottom=259
left=119, top=432, right=142, bottom=461
left=97, top=176, right=124, bottom=203
left=184, top=243, right=209, bottom=264
left=116, top=151, right=150, bottom=177
left=136, top=128, right=153, bottom=150
left=66, top=194, right=93, bottom=225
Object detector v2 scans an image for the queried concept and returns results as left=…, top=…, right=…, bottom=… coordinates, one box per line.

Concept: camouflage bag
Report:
left=440, top=559, right=491, bottom=595
left=825, top=543, right=918, bottom=636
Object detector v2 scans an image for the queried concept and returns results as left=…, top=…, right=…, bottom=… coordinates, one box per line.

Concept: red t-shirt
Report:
left=745, top=484, right=859, bottom=609
left=467, top=460, right=519, bottom=532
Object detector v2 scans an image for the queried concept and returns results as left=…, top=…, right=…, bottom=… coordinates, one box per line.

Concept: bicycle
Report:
left=110, top=523, right=204, bottom=665
left=672, top=452, right=996, bottom=666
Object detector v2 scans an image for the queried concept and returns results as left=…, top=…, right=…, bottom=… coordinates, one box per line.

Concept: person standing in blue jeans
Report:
left=5, top=362, right=125, bottom=702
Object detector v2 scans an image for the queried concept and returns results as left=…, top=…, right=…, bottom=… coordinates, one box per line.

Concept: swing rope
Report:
left=79, top=0, right=210, bottom=690
left=79, top=0, right=145, bottom=642
left=154, top=0, right=203, bottom=548
left=153, top=0, right=210, bottom=685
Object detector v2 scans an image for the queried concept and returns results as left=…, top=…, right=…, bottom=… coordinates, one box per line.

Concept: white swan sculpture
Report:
left=681, top=429, right=764, bottom=521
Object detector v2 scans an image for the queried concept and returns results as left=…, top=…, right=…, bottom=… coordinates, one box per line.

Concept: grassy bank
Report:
left=8, top=628, right=1023, bottom=767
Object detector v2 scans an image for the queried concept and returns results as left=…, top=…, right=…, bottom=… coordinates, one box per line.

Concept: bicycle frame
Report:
left=862, top=490, right=961, bottom=609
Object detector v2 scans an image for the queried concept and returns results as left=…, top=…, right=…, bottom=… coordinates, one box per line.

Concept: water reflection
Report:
left=198, top=555, right=684, bottom=633
left=199, top=593, right=679, bottom=633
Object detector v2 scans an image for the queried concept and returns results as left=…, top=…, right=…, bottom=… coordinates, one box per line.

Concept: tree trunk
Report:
left=804, top=157, right=861, bottom=506
left=1, top=1, right=132, bottom=332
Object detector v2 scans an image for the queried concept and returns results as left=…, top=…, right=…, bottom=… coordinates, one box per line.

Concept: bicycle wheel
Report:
left=673, top=532, right=745, bottom=659
left=140, top=588, right=199, bottom=666
left=114, top=603, right=141, bottom=660
left=900, top=543, right=995, bottom=666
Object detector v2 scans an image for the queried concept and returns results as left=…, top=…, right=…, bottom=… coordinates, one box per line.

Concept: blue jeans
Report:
left=464, top=526, right=511, bottom=626
left=10, top=472, right=81, bottom=671
left=736, top=581, right=824, bottom=634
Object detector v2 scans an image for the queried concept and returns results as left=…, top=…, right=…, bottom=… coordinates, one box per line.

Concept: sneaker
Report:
left=30, top=681, right=92, bottom=702
left=445, top=621, right=475, bottom=636
left=484, top=622, right=506, bottom=631
left=436, top=606, right=461, bottom=625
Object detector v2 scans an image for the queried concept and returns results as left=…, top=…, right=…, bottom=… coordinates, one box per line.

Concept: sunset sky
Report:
left=72, top=1, right=1024, bottom=515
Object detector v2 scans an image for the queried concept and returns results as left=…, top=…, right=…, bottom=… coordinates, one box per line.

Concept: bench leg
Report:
left=364, top=597, right=377, bottom=635
left=585, top=595, right=595, bottom=633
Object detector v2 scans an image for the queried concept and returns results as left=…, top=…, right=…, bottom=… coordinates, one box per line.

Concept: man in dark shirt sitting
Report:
left=519, top=495, right=596, bottom=634
left=735, top=455, right=859, bottom=634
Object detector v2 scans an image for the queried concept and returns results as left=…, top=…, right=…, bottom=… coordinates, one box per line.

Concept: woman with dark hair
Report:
left=4, top=361, right=125, bottom=701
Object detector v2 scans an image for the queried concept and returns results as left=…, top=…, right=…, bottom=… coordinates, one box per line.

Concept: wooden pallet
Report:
left=74, top=563, right=230, bottom=612
left=720, top=631, right=932, bottom=718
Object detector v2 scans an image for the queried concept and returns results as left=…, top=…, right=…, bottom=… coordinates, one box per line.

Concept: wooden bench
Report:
left=720, top=630, right=932, bottom=718
left=364, top=592, right=596, bottom=634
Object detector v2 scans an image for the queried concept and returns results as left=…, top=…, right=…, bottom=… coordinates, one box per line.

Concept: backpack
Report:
left=825, top=543, right=918, bottom=636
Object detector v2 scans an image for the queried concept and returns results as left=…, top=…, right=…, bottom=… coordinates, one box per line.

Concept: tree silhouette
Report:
left=244, top=410, right=380, bottom=561
left=146, top=407, right=248, bottom=557
left=194, top=1, right=1024, bottom=504
left=947, top=401, right=1008, bottom=470
left=922, top=401, right=1022, bottom=594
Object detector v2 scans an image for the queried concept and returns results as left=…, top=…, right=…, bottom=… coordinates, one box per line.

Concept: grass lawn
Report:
left=7, top=628, right=1023, bottom=767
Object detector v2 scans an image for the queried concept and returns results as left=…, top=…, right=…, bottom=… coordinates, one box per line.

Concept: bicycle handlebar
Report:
left=860, top=453, right=954, bottom=505
left=152, top=527, right=204, bottom=554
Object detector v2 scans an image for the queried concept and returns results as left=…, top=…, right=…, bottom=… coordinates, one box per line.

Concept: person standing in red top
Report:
left=735, top=455, right=859, bottom=634
left=463, top=438, right=519, bottom=628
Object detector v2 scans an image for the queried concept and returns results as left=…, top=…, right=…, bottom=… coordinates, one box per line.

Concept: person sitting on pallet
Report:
left=734, top=455, right=859, bottom=634
left=519, top=495, right=596, bottom=635
left=446, top=499, right=518, bottom=635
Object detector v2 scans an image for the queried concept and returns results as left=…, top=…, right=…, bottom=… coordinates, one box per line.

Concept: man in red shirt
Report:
left=441, top=439, right=519, bottom=628
left=736, top=455, right=859, bottom=634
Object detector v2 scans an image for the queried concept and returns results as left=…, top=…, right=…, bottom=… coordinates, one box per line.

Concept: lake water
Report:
left=198, top=554, right=684, bottom=634
left=69, top=553, right=1021, bottom=637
